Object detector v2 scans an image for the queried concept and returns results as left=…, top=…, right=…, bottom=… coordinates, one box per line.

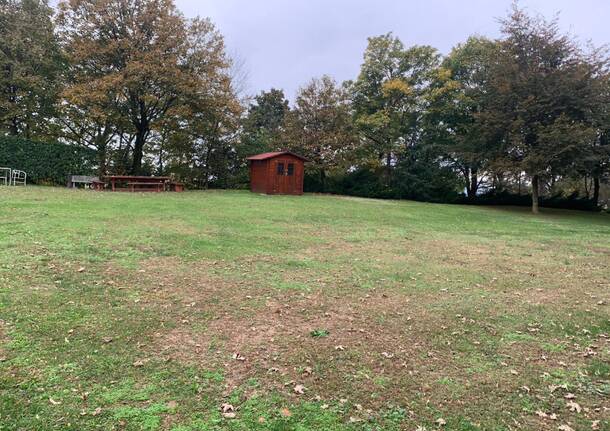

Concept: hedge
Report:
left=457, top=190, right=599, bottom=211
left=0, top=136, right=96, bottom=185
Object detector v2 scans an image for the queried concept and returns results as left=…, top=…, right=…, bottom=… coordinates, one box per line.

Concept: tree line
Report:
left=1, top=0, right=609, bottom=212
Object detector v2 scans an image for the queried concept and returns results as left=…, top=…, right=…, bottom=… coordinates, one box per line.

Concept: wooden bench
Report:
left=67, top=175, right=98, bottom=188
left=168, top=182, right=184, bottom=192
left=92, top=179, right=106, bottom=191
left=127, top=181, right=165, bottom=192
left=106, top=175, right=170, bottom=192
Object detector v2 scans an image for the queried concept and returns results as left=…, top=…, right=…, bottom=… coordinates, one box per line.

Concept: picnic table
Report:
left=105, top=175, right=170, bottom=192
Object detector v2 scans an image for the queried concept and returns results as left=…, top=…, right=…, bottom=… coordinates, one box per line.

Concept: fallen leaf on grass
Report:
left=294, top=384, right=305, bottom=395
left=133, top=359, right=146, bottom=367
left=221, top=403, right=234, bottom=413
left=436, top=418, right=447, bottom=426
left=77, top=267, right=86, bottom=273
left=102, top=337, right=113, bottom=344
left=566, top=400, right=581, bottom=413
left=49, top=397, right=61, bottom=405
left=232, top=352, right=245, bottom=361
left=91, top=407, right=102, bottom=416
left=549, top=384, right=568, bottom=393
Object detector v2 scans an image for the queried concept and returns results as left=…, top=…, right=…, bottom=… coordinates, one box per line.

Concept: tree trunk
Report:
left=531, top=174, right=540, bottom=214
left=158, top=141, right=164, bottom=175
left=95, top=127, right=111, bottom=177
left=584, top=175, right=590, bottom=199
left=593, top=176, right=600, bottom=207
left=97, top=141, right=108, bottom=177
left=131, top=128, right=147, bottom=175
left=467, top=167, right=478, bottom=199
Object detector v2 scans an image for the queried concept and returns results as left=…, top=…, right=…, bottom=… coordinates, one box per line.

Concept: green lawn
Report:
left=1, top=187, right=609, bottom=431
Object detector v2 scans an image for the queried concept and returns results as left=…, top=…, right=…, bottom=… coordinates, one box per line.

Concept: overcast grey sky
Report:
left=170, top=0, right=609, bottom=100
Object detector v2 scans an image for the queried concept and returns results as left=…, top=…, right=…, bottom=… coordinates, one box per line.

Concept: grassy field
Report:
left=0, top=187, right=608, bottom=431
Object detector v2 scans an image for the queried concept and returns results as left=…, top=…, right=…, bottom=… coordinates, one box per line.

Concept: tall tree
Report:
left=240, top=88, right=290, bottom=156
left=284, top=76, right=356, bottom=191
left=485, top=5, right=604, bottom=213
left=0, top=0, right=62, bottom=138
left=58, top=0, right=230, bottom=174
left=160, top=20, right=242, bottom=188
left=426, top=36, right=499, bottom=199
left=351, top=34, right=439, bottom=174
left=163, top=45, right=242, bottom=189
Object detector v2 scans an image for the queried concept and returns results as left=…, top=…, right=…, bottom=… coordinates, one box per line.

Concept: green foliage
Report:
left=307, top=156, right=462, bottom=203
left=425, top=36, right=499, bottom=198
left=310, top=329, right=330, bottom=338
left=0, top=136, right=96, bottom=184
left=0, top=0, right=63, bottom=138
left=284, top=76, right=356, bottom=191
left=240, top=88, right=290, bottom=156
left=58, top=0, right=239, bottom=176
left=456, top=190, right=599, bottom=211
left=480, top=5, right=610, bottom=211
left=351, top=33, right=440, bottom=166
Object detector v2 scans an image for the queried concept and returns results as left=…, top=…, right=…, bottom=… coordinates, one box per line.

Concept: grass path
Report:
left=0, top=187, right=608, bottom=430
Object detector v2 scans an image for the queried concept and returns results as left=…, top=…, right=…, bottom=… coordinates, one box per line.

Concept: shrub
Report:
left=0, top=136, right=96, bottom=185
left=458, top=190, right=599, bottom=211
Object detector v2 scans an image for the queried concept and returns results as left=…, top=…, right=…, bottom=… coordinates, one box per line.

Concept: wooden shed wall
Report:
left=265, top=154, right=304, bottom=195
left=249, top=160, right=268, bottom=193
left=249, top=154, right=305, bottom=195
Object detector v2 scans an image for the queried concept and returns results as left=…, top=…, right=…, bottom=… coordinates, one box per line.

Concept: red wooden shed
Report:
left=247, top=151, right=307, bottom=195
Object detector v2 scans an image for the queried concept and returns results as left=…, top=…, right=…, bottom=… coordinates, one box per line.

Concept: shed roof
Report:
left=246, top=151, right=308, bottom=161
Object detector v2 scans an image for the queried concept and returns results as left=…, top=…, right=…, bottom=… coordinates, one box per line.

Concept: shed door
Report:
left=272, top=159, right=297, bottom=194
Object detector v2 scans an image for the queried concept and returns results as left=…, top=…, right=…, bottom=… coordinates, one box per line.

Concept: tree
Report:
left=0, top=0, right=63, bottom=138
left=163, top=54, right=242, bottom=189
left=426, top=36, right=499, bottom=199
left=579, top=62, right=610, bottom=207
left=485, top=5, right=604, bottom=213
left=351, top=34, right=439, bottom=175
left=284, top=76, right=356, bottom=191
left=58, top=0, right=231, bottom=174
left=240, top=88, right=290, bottom=156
